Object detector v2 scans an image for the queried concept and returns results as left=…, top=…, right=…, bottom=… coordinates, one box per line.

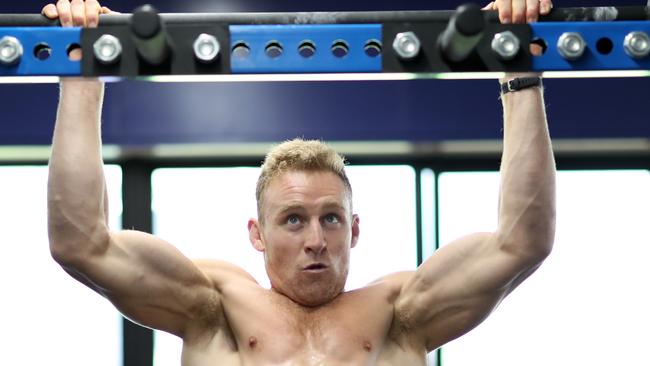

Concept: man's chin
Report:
left=295, top=293, right=336, bottom=307
left=283, top=284, right=344, bottom=308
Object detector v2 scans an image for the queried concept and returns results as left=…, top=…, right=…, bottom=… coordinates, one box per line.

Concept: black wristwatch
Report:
left=500, top=77, right=543, bottom=94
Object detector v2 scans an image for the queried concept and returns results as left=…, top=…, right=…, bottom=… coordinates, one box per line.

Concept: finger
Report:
left=496, top=0, right=512, bottom=23
left=68, top=48, right=82, bottom=61
left=482, top=2, right=495, bottom=10
left=100, top=6, right=120, bottom=15
left=526, top=0, right=540, bottom=22
left=529, top=43, right=543, bottom=56
left=56, top=0, right=72, bottom=27
left=70, top=0, right=86, bottom=27
left=42, top=4, right=58, bottom=19
left=540, top=0, right=553, bottom=15
left=512, top=0, right=526, bottom=23
left=84, top=0, right=101, bottom=27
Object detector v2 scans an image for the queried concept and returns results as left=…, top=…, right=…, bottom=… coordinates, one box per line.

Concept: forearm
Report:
left=48, top=78, right=110, bottom=259
left=497, top=80, right=556, bottom=258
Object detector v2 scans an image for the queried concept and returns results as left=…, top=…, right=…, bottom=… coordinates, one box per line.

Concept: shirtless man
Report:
left=45, top=0, right=555, bottom=364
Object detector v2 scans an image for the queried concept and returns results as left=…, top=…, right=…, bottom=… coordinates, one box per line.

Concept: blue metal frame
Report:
left=531, top=21, right=650, bottom=71
left=229, top=24, right=382, bottom=73
left=0, top=27, right=81, bottom=76
left=2, top=22, right=650, bottom=76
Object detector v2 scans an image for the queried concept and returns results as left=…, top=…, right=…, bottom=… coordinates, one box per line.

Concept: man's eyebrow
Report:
left=320, top=201, right=346, bottom=211
left=275, top=201, right=346, bottom=215
left=275, top=203, right=305, bottom=215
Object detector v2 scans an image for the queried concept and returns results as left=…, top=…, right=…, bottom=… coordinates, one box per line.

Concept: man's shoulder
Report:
left=356, top=271, right=416, bottom=301
left=192, top=259, right=259, bottom=287
left=368, top=271, right=415, bottom=287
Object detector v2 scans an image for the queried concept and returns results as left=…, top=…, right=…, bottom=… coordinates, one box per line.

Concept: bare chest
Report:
left=238, top=296, right=392, bottom=364
left=210, top=286, right=421, bottom=365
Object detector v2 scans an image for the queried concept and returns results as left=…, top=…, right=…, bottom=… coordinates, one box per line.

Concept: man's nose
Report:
left=304, top=220, right=326, bottom=255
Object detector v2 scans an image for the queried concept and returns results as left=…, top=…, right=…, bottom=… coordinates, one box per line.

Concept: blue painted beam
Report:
left=229, top=24, right=382, bottom=73
left=0, top=27, right=80, bottom=76
left=531, top=21, right=650, bottom=71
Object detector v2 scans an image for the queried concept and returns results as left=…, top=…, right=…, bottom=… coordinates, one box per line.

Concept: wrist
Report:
left=60, top=78, right=104, bottom=99
left=499, top=72, right=541, bottom=84
left=500, top=76, right=543, bottom=95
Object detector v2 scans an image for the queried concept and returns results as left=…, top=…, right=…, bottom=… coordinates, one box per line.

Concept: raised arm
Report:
left=395, top=75, right=555, bottom=351
left=46, top=1, right=227, bottom=337
left=394, top=1, right=555, bottom=352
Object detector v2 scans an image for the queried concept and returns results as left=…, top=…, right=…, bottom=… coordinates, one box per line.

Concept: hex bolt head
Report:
left=93, top=34, right=123, bottom=65
left=624, top=31, right=650, bottom=59
left=557, top=32, right=586, bottom=60
left=193, top=33, right=221, bottom=63
left=491, top=31, right=520, bottom=61
left=393, top=31, right=421, bottom=60
left=0, top=36, right=24, bottom=66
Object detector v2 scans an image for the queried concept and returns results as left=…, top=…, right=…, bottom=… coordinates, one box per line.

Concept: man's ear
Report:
left=351, top=214, right=360, bottom=248
left=248, top=218, right=265, bottom=252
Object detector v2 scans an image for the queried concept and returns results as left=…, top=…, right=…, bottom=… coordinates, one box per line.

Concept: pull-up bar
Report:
left=0, top=5, right=649, bottom=82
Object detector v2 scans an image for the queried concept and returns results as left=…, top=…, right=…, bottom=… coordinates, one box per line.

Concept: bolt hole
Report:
left=232, top=42, right=250, bottom=59
left=529, top=38, right=547, bottom=56
left=596, top=37, right=614, bottom=55
left=67, top=43, right=82, bottom=61
left=298, top=41, right=316, bottom=58
left=331, top=40, right=349, bottom=58
left=364, top=39, right=382, bottom=57
left=265, top=41, right=283, bottom=59
left=34, top=43, right=52, bottom=61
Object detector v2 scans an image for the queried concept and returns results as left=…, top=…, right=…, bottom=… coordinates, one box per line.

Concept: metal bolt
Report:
left=491, top=31, right=520, bottom=60
left=392, top=31, right=421, bottom=60
left=557, top=32, right=586, bottom=60
left=0, top=36, right=23, bottom=66
left=623, top=31, right=650, bottom=59
left=93, top=34, right=122, bottom=65
left=193, top=33, right=220, bottom=63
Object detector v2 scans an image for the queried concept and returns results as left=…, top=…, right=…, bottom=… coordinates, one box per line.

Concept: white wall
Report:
left=438, top=170, right=650, bottom=366
left=0, top=166, right=123, bottom=366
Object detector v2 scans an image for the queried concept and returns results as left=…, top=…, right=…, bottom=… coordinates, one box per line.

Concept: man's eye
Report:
left=324, top=214, right=340, bottom=224
left=287, top=215, right=301, bottom=225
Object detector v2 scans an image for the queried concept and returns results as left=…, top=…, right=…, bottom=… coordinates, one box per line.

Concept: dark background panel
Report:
left=1, top=0, right=649, bottom=147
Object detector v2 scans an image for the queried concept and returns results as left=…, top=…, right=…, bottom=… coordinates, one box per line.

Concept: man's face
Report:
left=248, top=170, right=359, bottom=307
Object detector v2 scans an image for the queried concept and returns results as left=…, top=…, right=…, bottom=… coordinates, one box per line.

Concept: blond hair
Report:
left=256, top=138, right=352, bottom=220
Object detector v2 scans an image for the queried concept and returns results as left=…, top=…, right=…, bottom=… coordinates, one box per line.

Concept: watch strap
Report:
left=501, top=76, right=542, bottom=94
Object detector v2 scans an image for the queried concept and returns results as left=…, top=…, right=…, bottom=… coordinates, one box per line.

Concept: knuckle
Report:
left=513, top=14, right=525, bottom=23
left=72, top=13, right=85, bottom=24
left=58, top=12, right=70, bottom=22
left=87, top=14, right=99, bottom=25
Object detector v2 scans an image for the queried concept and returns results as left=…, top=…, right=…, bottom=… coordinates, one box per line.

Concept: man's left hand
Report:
left=483, top=0, right=553, bottom=24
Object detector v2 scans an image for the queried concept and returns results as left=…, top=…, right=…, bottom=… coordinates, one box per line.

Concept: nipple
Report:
left=363, top=340, right=372, bottom=352
left=249, top=336, right=258, bottom=348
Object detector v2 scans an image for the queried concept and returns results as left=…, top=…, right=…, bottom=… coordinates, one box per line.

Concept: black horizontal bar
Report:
left=0, top=6, right=648, bottom=27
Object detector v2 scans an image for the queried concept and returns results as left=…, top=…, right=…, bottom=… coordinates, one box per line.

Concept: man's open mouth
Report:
left=304, top=263, right=328, bottom=270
